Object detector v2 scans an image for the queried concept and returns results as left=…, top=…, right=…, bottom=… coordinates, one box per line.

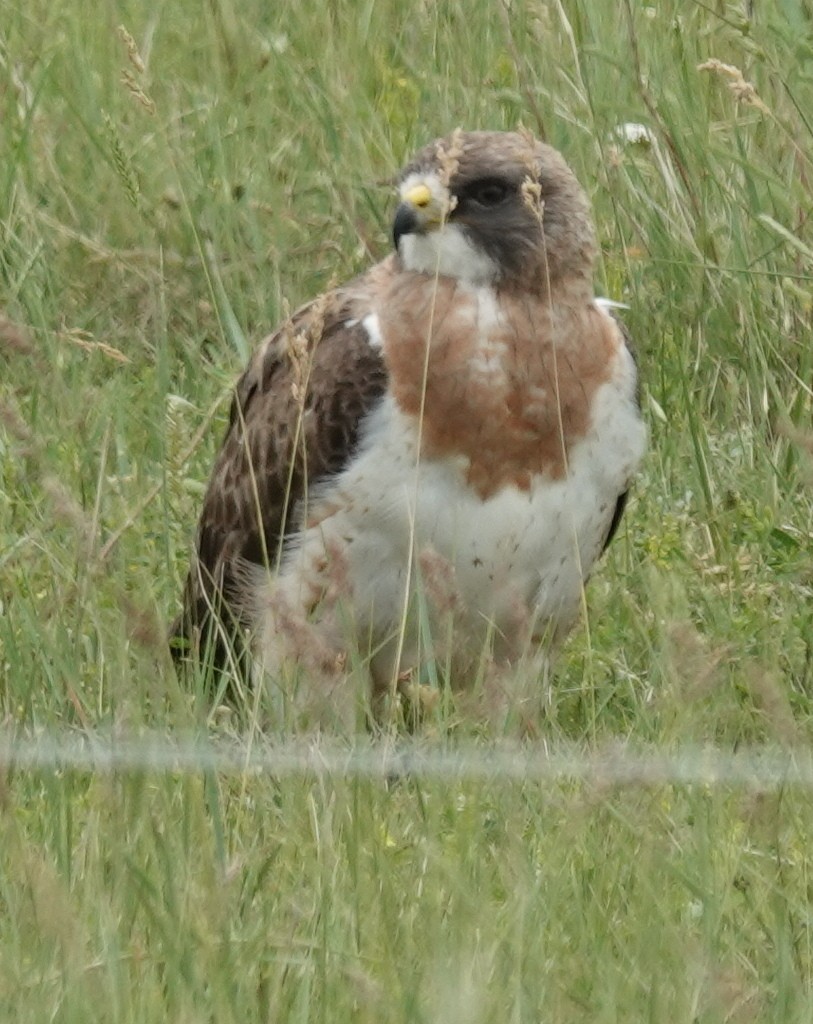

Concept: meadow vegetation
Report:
left=1, top=0, right=812, bottom=1019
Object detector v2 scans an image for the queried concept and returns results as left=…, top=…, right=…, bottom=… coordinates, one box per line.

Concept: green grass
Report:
left=2, top=0, right=813, bottom=1019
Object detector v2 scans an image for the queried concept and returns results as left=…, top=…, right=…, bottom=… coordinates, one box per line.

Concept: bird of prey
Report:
left=172, top=129, right=646, bottom=720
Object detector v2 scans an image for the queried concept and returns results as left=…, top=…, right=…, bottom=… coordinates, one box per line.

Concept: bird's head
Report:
left=392, top=129, right=596, bottom=293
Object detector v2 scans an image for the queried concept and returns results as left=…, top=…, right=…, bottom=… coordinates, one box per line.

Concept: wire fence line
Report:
left=0, top=731, right=811, bottom=790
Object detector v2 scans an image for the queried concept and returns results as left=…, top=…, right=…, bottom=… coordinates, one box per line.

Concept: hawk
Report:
left=172, top=129, right=646, bottom=719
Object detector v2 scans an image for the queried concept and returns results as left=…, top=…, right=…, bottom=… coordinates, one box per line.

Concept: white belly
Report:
left=255, top=341, right=646, bottom=681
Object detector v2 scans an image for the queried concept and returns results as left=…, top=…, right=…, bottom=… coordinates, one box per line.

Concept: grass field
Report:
left=2, top=0, right=813, bottom=1019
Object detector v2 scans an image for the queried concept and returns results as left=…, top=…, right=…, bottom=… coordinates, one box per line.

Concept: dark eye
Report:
left=467, top=179, right=511, bottom=207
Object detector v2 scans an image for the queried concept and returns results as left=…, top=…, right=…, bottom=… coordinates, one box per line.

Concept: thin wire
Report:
left=0, top=731, right=810, bottom=790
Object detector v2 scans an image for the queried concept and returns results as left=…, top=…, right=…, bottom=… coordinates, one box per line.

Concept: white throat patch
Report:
left=399, top=225, right=499, bottom=285
left=396, top=171, right=499, bottom=285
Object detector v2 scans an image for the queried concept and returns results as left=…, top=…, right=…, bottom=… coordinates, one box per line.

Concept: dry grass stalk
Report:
left=0, top=397, right=35, bottom=454
left=41, top=474, right=96, bottom=552
left=697, top=59, right=770, bottom=115
left=745, top=666, right=801, bottom=747
left=521, top=175, right=544, bottom=223
left=57, top=326, right=130, bottom=364
left=116, top=25, right=146, bottom=74
left=116, top=24, right=155, bottom=115
left=435, top=128, right=464, bottom=217
left=285, top=288, right=333, bottom=405
left=119, top=69, right=156, bottom=116
left=0, top=314, right=33, bottom=356
left=665, top=621, right=727, bottom=700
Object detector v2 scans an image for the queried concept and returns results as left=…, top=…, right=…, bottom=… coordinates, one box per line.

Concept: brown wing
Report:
left=171, top=262, right=393, bottom=679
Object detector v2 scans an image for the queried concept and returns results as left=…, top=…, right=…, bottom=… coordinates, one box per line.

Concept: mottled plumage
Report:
left=172, top=130, right=646, bottom=713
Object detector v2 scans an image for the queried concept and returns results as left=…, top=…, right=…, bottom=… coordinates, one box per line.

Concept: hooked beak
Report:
left=392, top=182, right=441, bottom=251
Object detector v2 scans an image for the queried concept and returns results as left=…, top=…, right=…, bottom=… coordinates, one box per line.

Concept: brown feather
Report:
left=380, top=274, right=617, bottom=498
left=172, top=130, right=644, bottom=704
left=171, top=262, right=393, bottom=677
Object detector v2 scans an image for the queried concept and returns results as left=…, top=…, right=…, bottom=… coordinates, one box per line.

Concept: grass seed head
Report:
left=697, top=59, right=770, bottom=114
left=116, top=25, right=146, bottom=74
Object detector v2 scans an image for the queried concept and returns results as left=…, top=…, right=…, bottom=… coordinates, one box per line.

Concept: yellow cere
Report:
left=403, top=182, right=433, bottom=209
